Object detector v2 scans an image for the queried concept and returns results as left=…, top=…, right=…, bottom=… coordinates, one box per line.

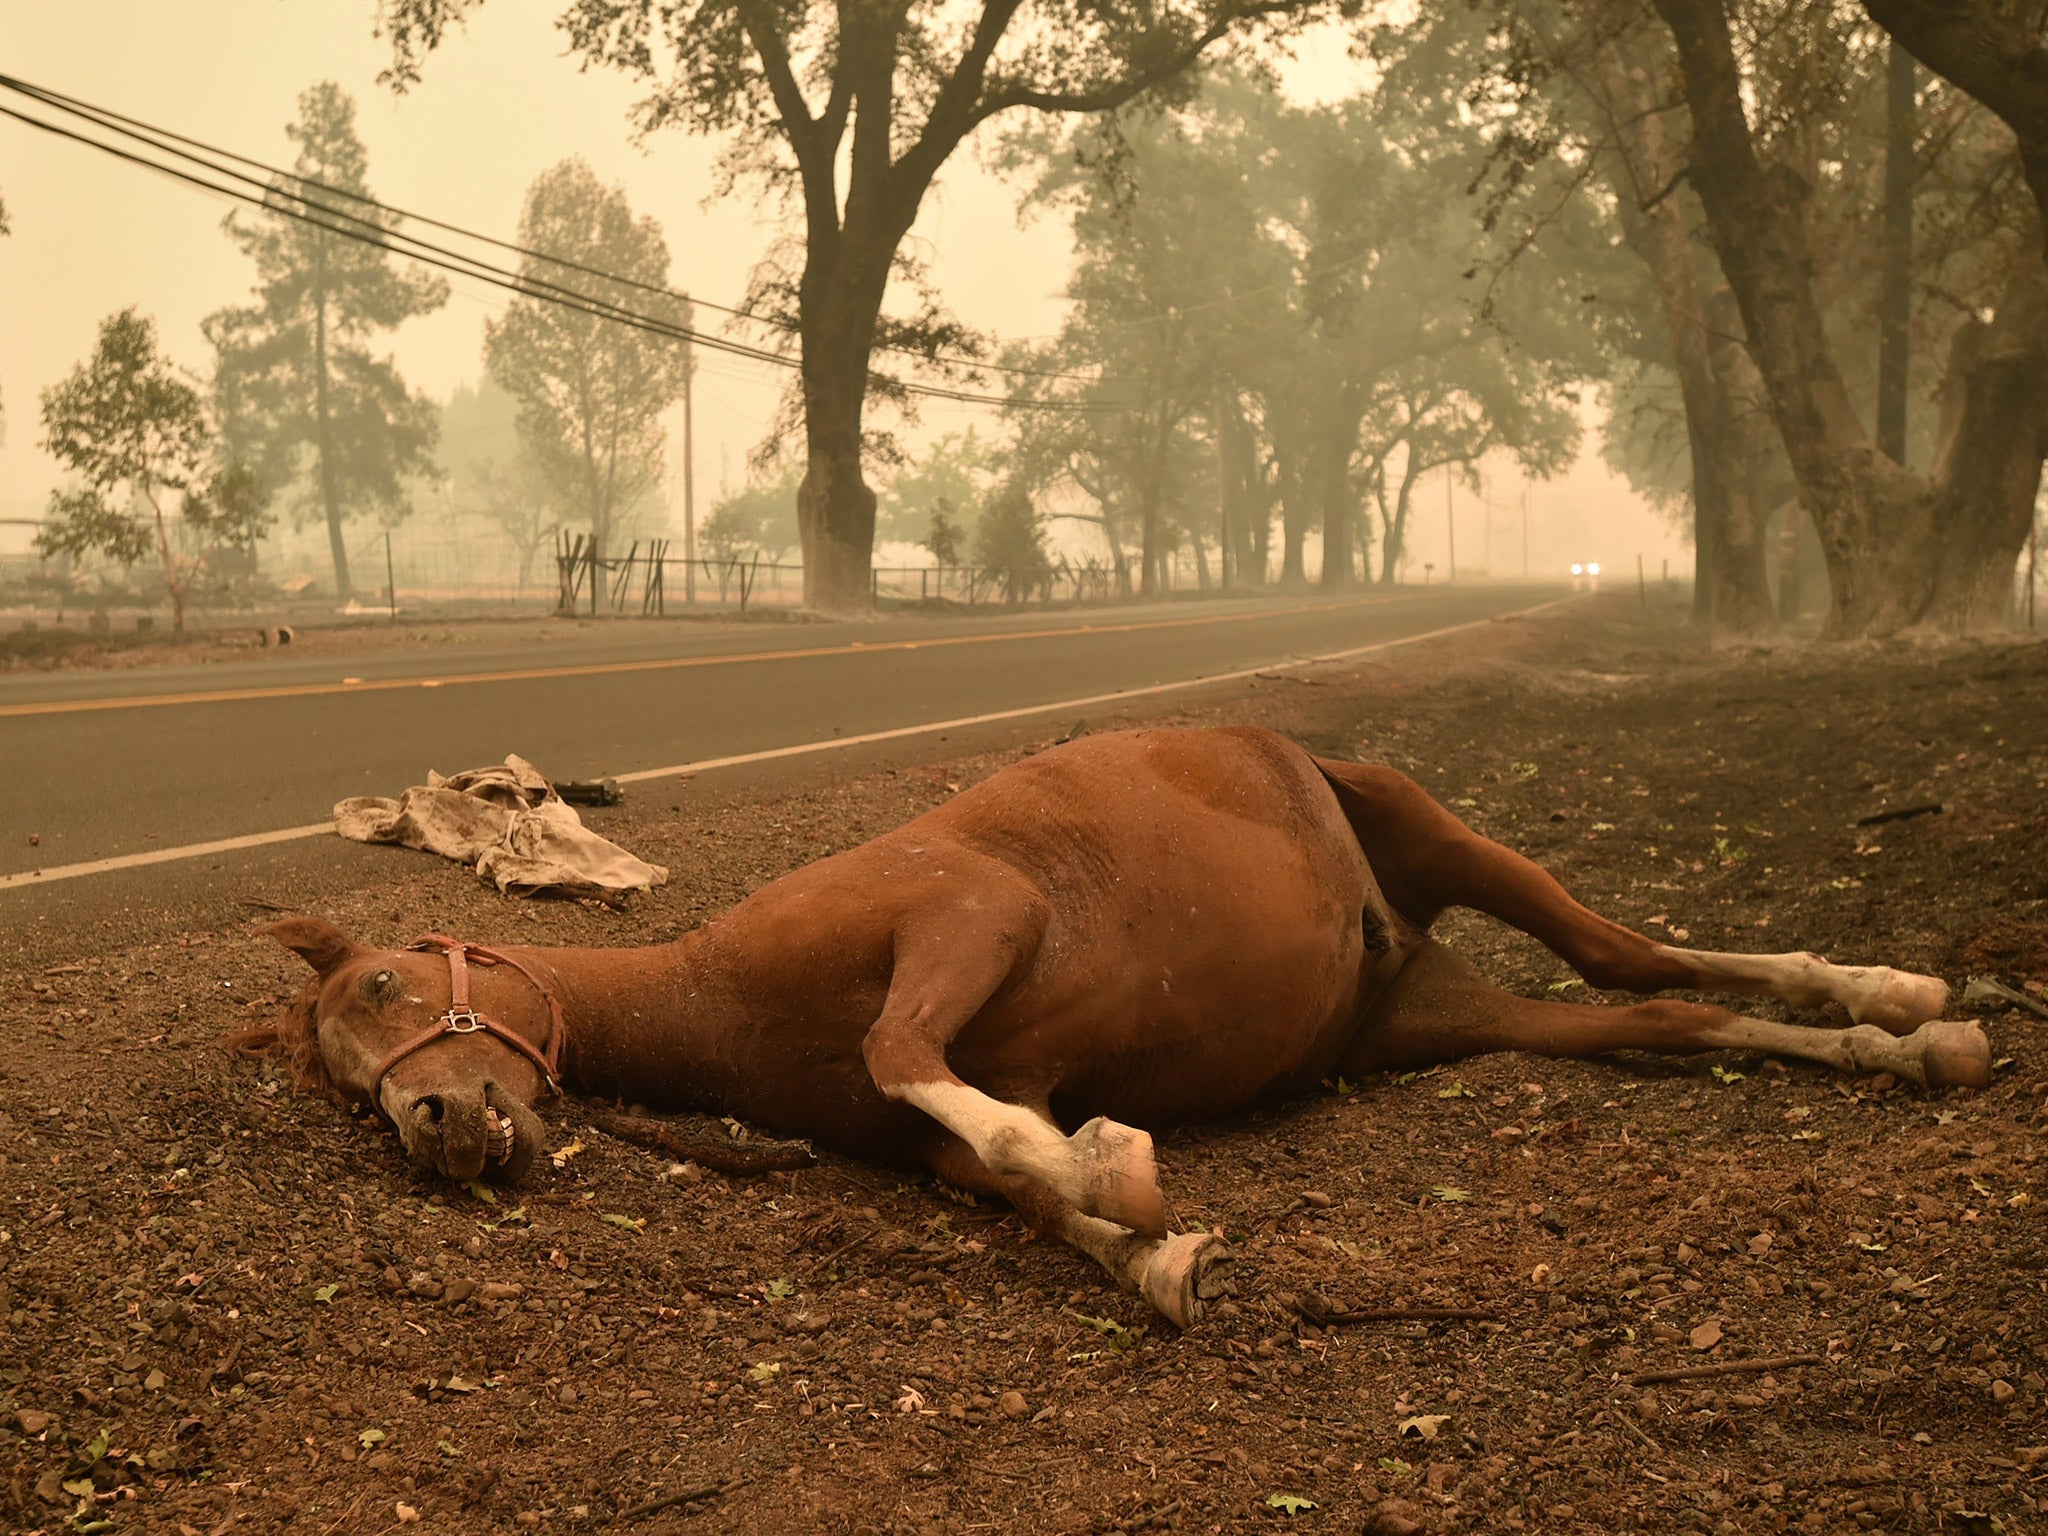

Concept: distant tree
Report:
left=378, top=0, right=1326, bottom=613
left=207, top=82, right=447, bottom=600
left=35, top=310, right=271, bottom=633
left=877, top=430, right=994, bottom=544
left=485, top=160, right=693, bottom=564
left=974, top=482, right=1051, bottom=603
left=923, top=500, right=967, bottom=566
left=700, top=467, right=803, bottom=563
left=439, top=379, right=556, bottom=592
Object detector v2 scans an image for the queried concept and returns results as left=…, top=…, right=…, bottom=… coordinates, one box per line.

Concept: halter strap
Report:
left=368, top=934, right=566, bottom=1119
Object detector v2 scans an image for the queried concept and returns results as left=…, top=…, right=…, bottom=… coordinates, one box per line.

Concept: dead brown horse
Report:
left=243, top=727, right=1989, bottom=1326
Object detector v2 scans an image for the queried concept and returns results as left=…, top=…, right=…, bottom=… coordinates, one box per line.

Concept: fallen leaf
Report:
left=550, top=1138, right=587, bottom=1168
left=463, top=1180, right=498, bottom=1205
left=1436, top=1081, right=1473, bottom=1099
left=311, top=1283, right=340, bottom=1304
left=602, top=1213, right=645, bottom=1233
left=1431, top=1186, right=1469, bottom=1203
left=1710, top=1065, right=1746, bottom=1084
left=1376, top=1457, right=1413, bottom=1474
left=358, top=1428, right=386, bottom=1449
left=1266, top=1493, right=1318, bottom=1516
left=749, top=1361, right=782, bottom=1384
left=1398, top=1414, right=1451, bottom=1440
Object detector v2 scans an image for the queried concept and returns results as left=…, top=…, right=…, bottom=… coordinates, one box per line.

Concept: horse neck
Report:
left=506, top=932, right=741, bottom=1106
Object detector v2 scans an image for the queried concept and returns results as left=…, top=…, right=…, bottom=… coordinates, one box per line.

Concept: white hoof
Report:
left=1138, top=1232, right=1234, bottom=1328
left=1851, top=968, right=1949, bottom=1035
left=1071, top=1117, right=1166, bottom=1238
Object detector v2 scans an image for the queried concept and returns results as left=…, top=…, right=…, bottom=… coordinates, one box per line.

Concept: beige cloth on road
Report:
left=334, top=755, right=668, bottom=896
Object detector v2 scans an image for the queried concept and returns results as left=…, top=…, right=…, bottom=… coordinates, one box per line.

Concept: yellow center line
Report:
left=0, top=594, right=1404, bottom=719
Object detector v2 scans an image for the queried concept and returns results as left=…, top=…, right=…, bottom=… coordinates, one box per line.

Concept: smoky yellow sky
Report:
left=0, top=4, right=1686, bottom=576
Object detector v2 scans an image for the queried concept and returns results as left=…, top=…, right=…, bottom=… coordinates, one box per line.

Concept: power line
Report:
left=0, top=71, right=1106, bottom=388
left=0, top=97, right=1122, bottom=414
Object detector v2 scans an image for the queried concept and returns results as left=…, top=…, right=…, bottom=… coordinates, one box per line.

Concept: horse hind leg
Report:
left=1343, top=940, right=1988, bottom=1091
left=1316, top=759, right=1948, bottom=1033
left=923, top=1135, right=1232, bottom=1328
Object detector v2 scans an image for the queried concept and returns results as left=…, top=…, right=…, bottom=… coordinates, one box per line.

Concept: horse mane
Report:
left=223, top=977, right=334, bottom=1096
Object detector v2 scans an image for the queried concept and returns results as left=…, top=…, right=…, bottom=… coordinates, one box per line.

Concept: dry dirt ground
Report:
left=3, top=596, right=2046, bottom=1536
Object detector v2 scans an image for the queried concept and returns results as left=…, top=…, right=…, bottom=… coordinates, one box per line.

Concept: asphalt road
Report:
left=6, top=585, right=1558, bottom=891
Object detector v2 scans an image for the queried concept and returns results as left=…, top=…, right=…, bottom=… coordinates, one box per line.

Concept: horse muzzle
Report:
left=383, top=1080, right=545, bottom=1184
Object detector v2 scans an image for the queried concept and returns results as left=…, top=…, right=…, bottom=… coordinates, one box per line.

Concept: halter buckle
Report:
left=441, top=1008, right=487, bottom=1034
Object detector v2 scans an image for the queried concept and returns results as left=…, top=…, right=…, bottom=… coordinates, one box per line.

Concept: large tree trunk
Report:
left=1652, top=0, right=2047, bottom=635
left=1598, top=45, right=1775, bottom=634
left=1378, top=453, right=1420, bottom=586
left=1316, top=419, right=1360, bottom=589
left=1270, top=415, right=1313, bottom=585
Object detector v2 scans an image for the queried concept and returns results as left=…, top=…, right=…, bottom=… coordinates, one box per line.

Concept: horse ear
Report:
left=264, top=917, right=364, bottom=977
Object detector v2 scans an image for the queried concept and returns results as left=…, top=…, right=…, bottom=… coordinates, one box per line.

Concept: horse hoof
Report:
left=1855, top=969, right=1949, bottom=1035
left=1920, top=1018, right=1990, bottom=1091
left=1139, top=1232, right=1234, bottom=1328
left=1073, top=1117, right=1166, bottom=1238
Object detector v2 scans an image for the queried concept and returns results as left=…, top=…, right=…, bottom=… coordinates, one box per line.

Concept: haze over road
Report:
left=7, top=586, right=1559, bottom=886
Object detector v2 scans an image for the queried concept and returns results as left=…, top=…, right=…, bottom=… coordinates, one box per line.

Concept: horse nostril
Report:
left=417, top=1095, right=446, bottom=1124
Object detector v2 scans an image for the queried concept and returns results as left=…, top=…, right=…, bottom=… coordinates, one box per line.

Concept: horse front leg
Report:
left=860, top=885, right=1167, bottom=1237
left=923, top=1136, right=1232, bottom=1329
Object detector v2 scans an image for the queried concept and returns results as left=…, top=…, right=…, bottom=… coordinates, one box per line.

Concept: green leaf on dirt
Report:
left=1265, top=1493, right=1317, bottom=1515
left=437, top=1440, right=460, bottom=1457
left=358, top=1428, right=386, bottom=1449
left=1431, top=1186, right=1469, bottom=1203
left=80, top=1428, right=111, bottom=1466
left=1436, top=1081, right=1473, bottom=1098
left=1546, top=978, right=1585, bottom=994
left=1511, top=761, right=1539, bottom=778
left=1377, top=1457, right=1414, bottom=1474
left=763, top=1278, right=795, bottom=1300
left=1710, top=1066, right=1746, bottom=1085
left=748, top=1362, right=782, bottom=1383
left=311, top=1283, right=340, bottom=1304
left=602, top=1213, right=645, bottom=1234
left=463, top=1180, right=498, bottom=1205
left=62, top=1476, right=96, bottom=1497
left=478, top=1206, right=528, bottom=1233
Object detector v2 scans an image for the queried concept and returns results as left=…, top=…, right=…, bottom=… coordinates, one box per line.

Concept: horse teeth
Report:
left=483, top=1107, right=514, bottom=1163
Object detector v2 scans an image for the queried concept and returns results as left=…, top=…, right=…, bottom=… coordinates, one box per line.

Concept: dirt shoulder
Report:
left=2, top=596, right=2044, bottom=1536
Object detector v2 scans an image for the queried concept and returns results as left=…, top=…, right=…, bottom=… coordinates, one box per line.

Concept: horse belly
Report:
left=960, top=825, right=1371, bottom=1131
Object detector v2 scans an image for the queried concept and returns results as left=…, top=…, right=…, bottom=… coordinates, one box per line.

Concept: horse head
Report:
left=246, top=917, right=555, bottom=1183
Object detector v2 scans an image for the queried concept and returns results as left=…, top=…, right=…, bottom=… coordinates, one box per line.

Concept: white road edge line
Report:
left=2, top=596, right=1576, bottom=892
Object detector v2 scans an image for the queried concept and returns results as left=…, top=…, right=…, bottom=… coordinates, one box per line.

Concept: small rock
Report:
left=1690, top=1319, right=1724, bottom=1351
left=396, top=1504, right=420, bottom=1525
left=1991, top=1379, right=2016, bottom=1404
left=462, top=1236, right=484, bottom=1259
left=515, top=1515, right=542, bottom=1529
left=1301, top=1190, right=1334, bottom=1209
left=143, top=1370, right=166, bottom=1391
left=997, top=1390, right=1028, bottom=1419
left=557, top=1384, right=578, bottom=1407
left=1363, top=1497, right=1426, bottom=1536
left=442, top=1279, right=478, bottom=1306
left=407, top=1274, right=444, bottom=1300
left=14, top=1409, right=51, bottom=1436
left=480, top=1281, right=524, bottom=1301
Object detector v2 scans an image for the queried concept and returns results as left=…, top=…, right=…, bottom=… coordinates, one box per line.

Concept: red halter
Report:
left=368, top=935, right=566, bottom=1119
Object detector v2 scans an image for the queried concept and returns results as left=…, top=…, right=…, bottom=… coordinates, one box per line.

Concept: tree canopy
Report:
left=206, top=82, right=447, bottom=600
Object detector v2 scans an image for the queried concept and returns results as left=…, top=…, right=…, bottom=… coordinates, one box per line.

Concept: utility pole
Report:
left=682, top=350, right=697, bottom=605
left=1215, top=390, right=1233, bottom=591
left=1521, top=485, right=1530, bottom=579
left=1444, top=467, right=1456, bottom=583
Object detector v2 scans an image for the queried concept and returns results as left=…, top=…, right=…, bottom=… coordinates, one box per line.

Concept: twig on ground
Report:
left=1626, top=1353, right=1821, bottom=1386
left=1287, top=1292, right=1498, bottom=1326
left=590, top=1109, right=815, bottom=1174
left=1855, top=802, right=1943, bottom=827
left=614, top=1477, right=742, bottom=1523
left=807, top=1225, right=880, bottom=1275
